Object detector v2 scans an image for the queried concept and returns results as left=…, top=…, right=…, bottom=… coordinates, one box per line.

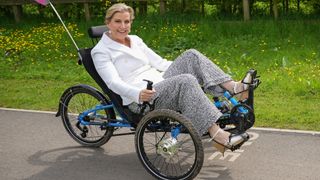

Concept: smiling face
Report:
left=106, top=11, right=132, bottom=43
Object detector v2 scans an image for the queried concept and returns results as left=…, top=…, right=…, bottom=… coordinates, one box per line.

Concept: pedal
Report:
left=230, top=132, right=250, bottom=151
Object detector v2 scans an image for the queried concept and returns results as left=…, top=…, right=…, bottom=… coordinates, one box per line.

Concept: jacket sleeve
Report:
left=136, top=36, right=172, bottom=72
left=91, top=48, right=142, bottom=104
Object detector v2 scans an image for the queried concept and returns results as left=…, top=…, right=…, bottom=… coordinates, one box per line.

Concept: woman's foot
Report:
left=233, top=82, right=249, bottom=100
left=208, top=124, right=249, bottom=155
left=222, top=69, right=257, bottom=101
left=233, top=69, right=256, bottom=100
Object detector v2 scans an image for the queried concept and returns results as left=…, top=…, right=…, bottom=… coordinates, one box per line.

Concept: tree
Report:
left=273, top=0, right=279, bottom=20
left=243, top=0, right=250, bottom=21
left=159, top=0, right=166, bottom=15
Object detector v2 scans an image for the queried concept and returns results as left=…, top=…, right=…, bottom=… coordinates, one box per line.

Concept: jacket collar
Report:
left=100, top=33, right=148, bottom=62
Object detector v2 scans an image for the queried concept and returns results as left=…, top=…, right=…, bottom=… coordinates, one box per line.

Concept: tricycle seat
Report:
left=78, top=26, right=142, bottom=125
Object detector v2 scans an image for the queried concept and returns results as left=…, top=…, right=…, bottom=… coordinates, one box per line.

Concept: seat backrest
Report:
left=78, top=26, right=142, bottom=125
left=88, top=25, right=108, bottom=39
left=87, top=25, right=108, bottom=45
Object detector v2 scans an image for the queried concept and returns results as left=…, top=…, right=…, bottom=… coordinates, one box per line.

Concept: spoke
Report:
left=85, top=135, right=105, bottom=139
left=143, top=134, right=157, bottom=146
left=170, top=158, right=179, bottom=176
left=72, top=96, right=83, bottom=115
left=88, top=126, right=100, bottom=140
left=67, top=92, right=108, bottom=142
left=151, top=154, right=162, bottom=168
left=159, top=157, right=166, bottom=173
left=140, top=115, right=200, bottom=179
left=165, top=159, right=173, bottom=176
left=179, top=141, right=195, bottom=151
left=174, top=153, right=183, bottom=172
left=143, top=145, right=157, bottom=152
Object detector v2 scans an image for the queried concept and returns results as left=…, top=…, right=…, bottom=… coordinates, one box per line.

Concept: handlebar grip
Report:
left=140, top=80, right=154, bottom=114
left=143, top=79, right=153, bottom=90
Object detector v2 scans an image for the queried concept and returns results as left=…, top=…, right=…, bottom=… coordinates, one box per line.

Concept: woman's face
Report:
left=107, top=11, right=132, bottom=42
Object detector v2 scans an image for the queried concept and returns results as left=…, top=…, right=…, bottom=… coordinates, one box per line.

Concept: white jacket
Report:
left=91, top=33, right=172, bottom=105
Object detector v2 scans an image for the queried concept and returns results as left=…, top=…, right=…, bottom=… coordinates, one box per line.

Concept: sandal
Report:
left=242, top=69, right=256, bottom=84
left=208, top=129, right=250, bottom=155
left=233, top=82, right=249, bottom=100
left=233, top=69, right=258, bottom=100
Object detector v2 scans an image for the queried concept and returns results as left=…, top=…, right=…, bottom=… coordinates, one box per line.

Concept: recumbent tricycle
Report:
left=55, top=25, right=260, bottom=180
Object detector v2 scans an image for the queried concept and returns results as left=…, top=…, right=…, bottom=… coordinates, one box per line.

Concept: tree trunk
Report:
left=159, top=0, right=166, bottom=15
left=132, top=1, right=137, bottom=14
left=297, top=0, right=300, bottom=12
left=273, top=0, right=279, bottom=20
left=270, top=0, right=273, bottom=15
left=201, top=0, right=205, bottom=16
left=182, top=0, right=186, bottom=13
left=281, top=0, right=289, bottom=14
left=12, top=5, right=22, bottom=23
left=249, top=0, right=255, bottom=15
left=84, top=3, right=90, bottom=21
left=139, top=1, right=147, bottom=15
left=243, top=0, right=250, bottom=21
left=226, top=1, right=232, bottom=14
left=221, top=0, right=232, bottom=15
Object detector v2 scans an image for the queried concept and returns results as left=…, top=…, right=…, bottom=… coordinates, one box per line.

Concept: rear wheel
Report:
left=135, top=109, right=204, bottom=180
left=61, top=87, right=114, bottom=147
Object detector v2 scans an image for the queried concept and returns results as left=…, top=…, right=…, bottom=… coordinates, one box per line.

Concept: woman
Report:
left=92, top=3, right=252, bottom=154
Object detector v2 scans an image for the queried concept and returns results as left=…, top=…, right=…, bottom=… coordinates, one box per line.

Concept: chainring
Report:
left=230, top=103, right=255, bottom=132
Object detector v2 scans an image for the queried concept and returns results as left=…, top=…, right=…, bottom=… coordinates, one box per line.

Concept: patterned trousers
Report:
left=129, top=49, right=232, bottom=135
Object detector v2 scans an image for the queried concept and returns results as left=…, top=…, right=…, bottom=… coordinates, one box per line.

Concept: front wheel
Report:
left=60, top=86, right=115, bottom=147
left=135, top=109, right=204, bottom=180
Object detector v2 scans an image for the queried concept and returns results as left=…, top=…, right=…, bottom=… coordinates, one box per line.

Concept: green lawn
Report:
left=0, top=16, right=319, bottom=131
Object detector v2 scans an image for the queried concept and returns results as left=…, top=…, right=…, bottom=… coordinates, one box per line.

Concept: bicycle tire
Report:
left=135, top=109, right=204, bottom=180
left=60, top=86, right=114, bottom=147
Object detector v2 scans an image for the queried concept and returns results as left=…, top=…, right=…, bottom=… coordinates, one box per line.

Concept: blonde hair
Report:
left=105, top=3, right=135, bottom=23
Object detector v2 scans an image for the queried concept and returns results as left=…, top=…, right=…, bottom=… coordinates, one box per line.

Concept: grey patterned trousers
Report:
left=129, top=49, right=232, bottom=135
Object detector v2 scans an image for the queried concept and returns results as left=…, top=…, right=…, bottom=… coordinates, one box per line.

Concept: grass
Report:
left=0, top=15, right=319, bottom=131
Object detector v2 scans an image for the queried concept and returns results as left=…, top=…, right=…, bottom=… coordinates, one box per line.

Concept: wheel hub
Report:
left=157, top=137, right=179, bottom=159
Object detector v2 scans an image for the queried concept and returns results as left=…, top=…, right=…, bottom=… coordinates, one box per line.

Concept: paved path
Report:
left=1, top=109, right=320, bottom=180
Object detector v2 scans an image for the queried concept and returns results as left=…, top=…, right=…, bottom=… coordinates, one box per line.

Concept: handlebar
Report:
left=140, top=79, right=154, bottom=115
left=143, top=79, right=153, bottom=90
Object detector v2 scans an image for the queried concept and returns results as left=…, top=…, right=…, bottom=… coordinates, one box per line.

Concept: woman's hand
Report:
left=139, top=89, right=156, bottom=102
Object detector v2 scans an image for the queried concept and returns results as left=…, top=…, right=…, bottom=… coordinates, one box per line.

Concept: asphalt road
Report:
left=1, top=108, right=320, bottom=180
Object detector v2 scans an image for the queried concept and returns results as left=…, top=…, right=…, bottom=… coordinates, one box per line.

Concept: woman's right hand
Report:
left=139, top=89, right=156, bottom=102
